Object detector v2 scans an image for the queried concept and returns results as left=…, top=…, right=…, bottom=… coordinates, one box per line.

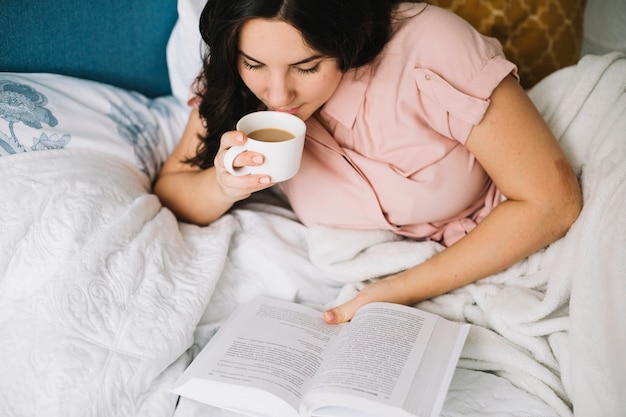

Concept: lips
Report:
left=272, top=106, right=301, bottom=115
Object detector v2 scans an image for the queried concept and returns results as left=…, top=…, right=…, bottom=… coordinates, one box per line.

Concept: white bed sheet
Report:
left=0, top=147, right=560, bottom=417
left=1, top=51, right=625, bottom=417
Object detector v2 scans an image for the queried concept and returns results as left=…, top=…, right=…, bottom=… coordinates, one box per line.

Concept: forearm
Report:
left=324, top=75, right=583, bottom=324
left=391, top=197, right=580, bottom=304
left=398, top=75, right=583, bottom=302
left=323, top=195, right=580, bottom=324
left=153, top=167, right=236, bottom=225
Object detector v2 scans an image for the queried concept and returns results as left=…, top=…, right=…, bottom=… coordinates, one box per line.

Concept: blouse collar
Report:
left=320, top=66, right=371, bottom=129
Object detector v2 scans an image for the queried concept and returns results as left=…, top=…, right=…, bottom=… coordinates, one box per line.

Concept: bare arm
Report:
left=153, top=108, right=274, bottom=224
left=324, top=75, right=582, bottom=323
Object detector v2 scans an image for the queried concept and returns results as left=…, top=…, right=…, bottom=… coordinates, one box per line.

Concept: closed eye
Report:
left=241, top=60, right=262, bottom=71
left=239, top=51, right=324, bottom=75
left=295, top=63, right=320, bottom=75
left=242, top=59, right=320, bottom=75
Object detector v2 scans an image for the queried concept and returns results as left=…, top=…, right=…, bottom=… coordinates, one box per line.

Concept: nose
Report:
left=266, top=73, right=294, bottom=110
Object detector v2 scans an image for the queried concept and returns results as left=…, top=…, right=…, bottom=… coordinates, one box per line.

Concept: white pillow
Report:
left=582, top=0, right=626, bottom=55
left=166, top=0, right=207, bottom=106
left=0, top=73, right=189, bottom=182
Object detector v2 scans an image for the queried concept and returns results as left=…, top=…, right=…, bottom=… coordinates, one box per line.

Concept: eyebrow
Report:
left=238, top=51, right=324, bottom=66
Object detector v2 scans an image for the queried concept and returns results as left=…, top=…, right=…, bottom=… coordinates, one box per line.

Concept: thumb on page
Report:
left=324, top=297, right=365, bottom=324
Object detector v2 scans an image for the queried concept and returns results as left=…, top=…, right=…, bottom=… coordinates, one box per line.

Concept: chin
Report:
left=296, top=109, right=315, bottom=121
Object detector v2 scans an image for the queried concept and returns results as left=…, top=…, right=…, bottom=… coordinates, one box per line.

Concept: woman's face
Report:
left=237, top=18, right=343, bottom=121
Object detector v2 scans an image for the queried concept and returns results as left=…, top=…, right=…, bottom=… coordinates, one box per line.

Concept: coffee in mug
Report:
left=224, top=111, right=306, bottom=182
left=247, top=128, right=295, bottom=142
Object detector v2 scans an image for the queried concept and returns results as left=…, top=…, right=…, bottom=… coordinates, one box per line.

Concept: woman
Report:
left=154, top=0, right=582, bottom=324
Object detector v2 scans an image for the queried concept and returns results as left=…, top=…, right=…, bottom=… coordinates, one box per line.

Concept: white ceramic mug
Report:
left=224, top=111, right=306, bottom=182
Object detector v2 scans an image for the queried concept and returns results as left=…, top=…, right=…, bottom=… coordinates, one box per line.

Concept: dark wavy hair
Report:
left=187, top=0, right=409, bottom=168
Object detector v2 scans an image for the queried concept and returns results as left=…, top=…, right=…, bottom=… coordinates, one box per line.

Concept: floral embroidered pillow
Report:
left=0, top=73, right=188, bottom=181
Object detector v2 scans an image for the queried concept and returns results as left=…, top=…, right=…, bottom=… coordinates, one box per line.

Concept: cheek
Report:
left=315, top=72, right=343, bottom=102
left=238, top=69, right=262, bottom=95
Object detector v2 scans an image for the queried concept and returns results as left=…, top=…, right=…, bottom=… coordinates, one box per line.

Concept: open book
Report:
left=172, top=295, right=470, bottom=417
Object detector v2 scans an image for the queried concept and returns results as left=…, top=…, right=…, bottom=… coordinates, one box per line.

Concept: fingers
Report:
left=231, top=133, right=265, bottom=169
left=216, top=131, right=265, bottom=171
left=324, top=302, right=360, bottom=324
left=214, top=131, right=272, bottom=196
left=324, top=272, right=421, bottom=324
left=324, top=288, right=377, bottom=324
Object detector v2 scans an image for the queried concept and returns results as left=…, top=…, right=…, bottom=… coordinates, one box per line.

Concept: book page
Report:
left=304, top=302, right=436, bottom=411
left=172, top=296, right=344, bottom=415
left=402, top=317, right=469, bottom=417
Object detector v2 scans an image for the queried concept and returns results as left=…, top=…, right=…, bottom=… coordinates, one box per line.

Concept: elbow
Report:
left=546, top=155, right=583, bottom=239
left=550, top=179, right=583, bottom=240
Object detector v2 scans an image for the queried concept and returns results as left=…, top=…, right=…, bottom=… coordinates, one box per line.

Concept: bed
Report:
left=1, top=0, right=624, bottom=416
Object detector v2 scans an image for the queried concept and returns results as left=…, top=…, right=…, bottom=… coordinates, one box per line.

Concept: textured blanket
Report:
left=1, top=52, right=624, bottom=417
left=307, top=52, right=626, bottom=417
left=0, top=150, right=233, bottom=416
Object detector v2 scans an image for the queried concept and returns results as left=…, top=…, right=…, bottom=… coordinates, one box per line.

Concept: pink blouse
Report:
left=279, top=3, right=518, bottom=246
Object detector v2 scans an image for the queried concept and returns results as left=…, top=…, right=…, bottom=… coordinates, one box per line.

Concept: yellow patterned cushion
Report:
left=429, top=0, right=587, bottom=88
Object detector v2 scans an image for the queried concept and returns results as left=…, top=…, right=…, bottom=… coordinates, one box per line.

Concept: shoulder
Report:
left=389, top=3, right=498, bottom=57
left=392, top=3, right=478, bottom=39
left=384, top=3, right=516, bottom=97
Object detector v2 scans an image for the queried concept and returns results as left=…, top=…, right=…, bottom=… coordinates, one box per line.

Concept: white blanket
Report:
left=0, top=150, right=232, bottom=416
left=0, top=52, right=624, bottom=417
left=306, top=52, right=626, bottom=417
left=0, top=135, right=562, bottom=417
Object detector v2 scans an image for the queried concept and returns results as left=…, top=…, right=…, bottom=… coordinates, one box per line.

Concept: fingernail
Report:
left=236, top=133, right=244, bottom=143
left=260, top=176, right=270, bottom=184
left=324, top=311, right=335, bottom=322
left=252, top=155, right=262, bottom=164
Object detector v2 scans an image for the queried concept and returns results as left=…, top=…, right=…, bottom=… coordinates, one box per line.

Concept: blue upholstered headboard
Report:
left=0, top=0, right=178, bottom=98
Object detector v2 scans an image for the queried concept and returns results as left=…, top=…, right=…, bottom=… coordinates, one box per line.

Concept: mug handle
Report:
left=223, top=145, right=250, bottom=176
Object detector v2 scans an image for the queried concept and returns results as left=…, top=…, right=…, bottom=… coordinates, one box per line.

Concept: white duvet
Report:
left=0, top=53, right=624, bottom=417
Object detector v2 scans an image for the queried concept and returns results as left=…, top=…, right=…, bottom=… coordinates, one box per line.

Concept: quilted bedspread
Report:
left=0, top=150, right=233, bottom=416
left=0, top=53, right=624, bottom=417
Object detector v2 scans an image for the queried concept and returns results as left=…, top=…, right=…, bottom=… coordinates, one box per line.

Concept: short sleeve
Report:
left=398, top=5, right=518, bottom=143
left=413, top=57, right=516, bottom=143
left=413, top=67, right=489, bottom=142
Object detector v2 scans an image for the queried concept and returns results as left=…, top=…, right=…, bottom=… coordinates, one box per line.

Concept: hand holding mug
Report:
left=224, top=111, right=306, bottom=183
